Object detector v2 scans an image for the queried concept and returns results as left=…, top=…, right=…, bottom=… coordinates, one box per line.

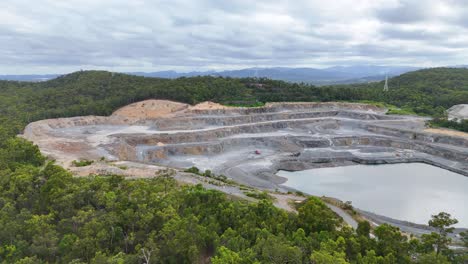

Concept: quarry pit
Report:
left=22, top=99, right=468, bottom=234
left=23, top=99, right=468, bottom=188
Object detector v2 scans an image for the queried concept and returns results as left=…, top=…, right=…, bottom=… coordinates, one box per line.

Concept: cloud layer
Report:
left=1, top=0, right=468, bottom=73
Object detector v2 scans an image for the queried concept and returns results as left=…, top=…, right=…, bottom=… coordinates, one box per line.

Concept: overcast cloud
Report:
left=1, top=0, right=468, bottom=74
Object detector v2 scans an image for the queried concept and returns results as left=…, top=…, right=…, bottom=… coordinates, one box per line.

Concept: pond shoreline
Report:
left=278, top=163, right=468, bottom=229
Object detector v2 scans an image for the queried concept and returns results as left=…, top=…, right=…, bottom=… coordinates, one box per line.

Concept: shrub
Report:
left=244, top=191, right=273, bottom=201
left=72, top=159, right=94, bottom=167
left=185, top=166, right=200, bottom=174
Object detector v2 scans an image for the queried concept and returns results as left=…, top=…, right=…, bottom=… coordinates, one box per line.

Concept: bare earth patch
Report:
left=189, top=101, right=228, bottom=110
left=425, top=128, right=468, bottom=138
left=71, top=161, right=168, bottom=177
left=112, top=99, right=190, bottom=119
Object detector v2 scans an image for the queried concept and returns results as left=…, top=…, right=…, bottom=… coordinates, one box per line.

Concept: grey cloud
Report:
left=376, top=1, right=430, bottom=24
left=1, top=0, right=468, bottom=74
left=380, top=27, right=448, bottom=41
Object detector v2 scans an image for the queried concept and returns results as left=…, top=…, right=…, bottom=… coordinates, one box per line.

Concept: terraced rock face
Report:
left=23, top=100, right=468, bottom=189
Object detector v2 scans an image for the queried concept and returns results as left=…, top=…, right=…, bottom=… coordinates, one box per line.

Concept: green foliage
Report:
left=429, top=118, right=468, bottom=133
left=343, top=201, right=354, bottom=210
left=211, top=246, right=243, bottom=264
left=460, top=231, right=468, bottom=248
left=357, top=221, right=371, bottom=238
left=310, top=237, right=349, bottom=264
left=386, top=107, right=417, bottom=116
left=184, top=166, right=200, bottom=174
left=71, top=160, right=94, bottom=167
left=253, top=232, right=303, bottom=263
left=416, top=252, right=451, bottom=264
left=295, top=191, right=305, bottom=197
left=424, top=212, right=458, bottom=255
left=184, top=166, right=235, bottom=185
left=373, top=224, right=410, bottom=261
left=224, top=101, right=266, bottom=107
left=1, top=149, right=459, bottom=263
left=298, top=197, right=339, bottom=234
left=356, top=250, right=396, bottom=264
left=204, top=169, right=212, bottom=177
left=0, top=137, right=45, bottom=170
left=244, top=191, right=273, bottom=201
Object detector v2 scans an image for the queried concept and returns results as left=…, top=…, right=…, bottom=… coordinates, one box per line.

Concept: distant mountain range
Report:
left=0, top=65, right=450, bottom=84
left=130, top=66, right=421, bottom=85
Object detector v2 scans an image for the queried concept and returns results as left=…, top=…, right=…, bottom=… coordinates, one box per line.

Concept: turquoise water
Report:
left=278, top=163, right=468, bottom=227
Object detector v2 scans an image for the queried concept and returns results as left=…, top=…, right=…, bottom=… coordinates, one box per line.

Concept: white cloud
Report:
left=0, top=0, right=468, bottom=74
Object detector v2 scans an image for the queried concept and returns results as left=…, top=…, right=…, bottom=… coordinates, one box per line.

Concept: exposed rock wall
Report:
left=366, top=124, right=468, bottom=148
left=22, top=99, right=467, bottom=180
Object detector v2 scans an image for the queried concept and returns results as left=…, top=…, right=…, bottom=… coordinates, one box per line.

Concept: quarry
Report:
left=23, top=99, right=468, bottom=233
left=23, top=99, right=468, bottom=182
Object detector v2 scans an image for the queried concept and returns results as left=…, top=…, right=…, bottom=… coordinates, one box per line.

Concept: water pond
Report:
left=278, top=163, right=468, bottom=227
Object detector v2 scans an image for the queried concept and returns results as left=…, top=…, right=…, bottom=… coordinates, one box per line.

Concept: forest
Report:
left=0, top=137, right=467, bottom=263
left=0, top=68, right=467, bottom=263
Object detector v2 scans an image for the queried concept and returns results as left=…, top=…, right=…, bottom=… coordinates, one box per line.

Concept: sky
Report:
left=1, top=0, right=468, bottom=74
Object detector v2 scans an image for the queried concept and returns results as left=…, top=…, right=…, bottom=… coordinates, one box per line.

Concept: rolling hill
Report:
left=1, top=67, right=467, bottom=137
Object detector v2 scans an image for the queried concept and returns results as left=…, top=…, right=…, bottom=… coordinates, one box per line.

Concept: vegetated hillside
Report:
left=323, top=68, right=468, bottom=115
left=380, top=68, right=468, bottom=113
left=0, top=70, right=467, bottom=263
left=383, top=68, right=468, bottom=131
left=1, top=68, right=467, bottom=137
left=0, top=71, right=250, bottom=136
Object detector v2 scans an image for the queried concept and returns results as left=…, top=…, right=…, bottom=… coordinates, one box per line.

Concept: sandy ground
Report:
left=112, top=100, right=230, bottom=120
left=425, top=128, right=468, bottom=138
left=112, top=99, right=190, bottom=119
left=189, top=101, right=228, bottom=110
